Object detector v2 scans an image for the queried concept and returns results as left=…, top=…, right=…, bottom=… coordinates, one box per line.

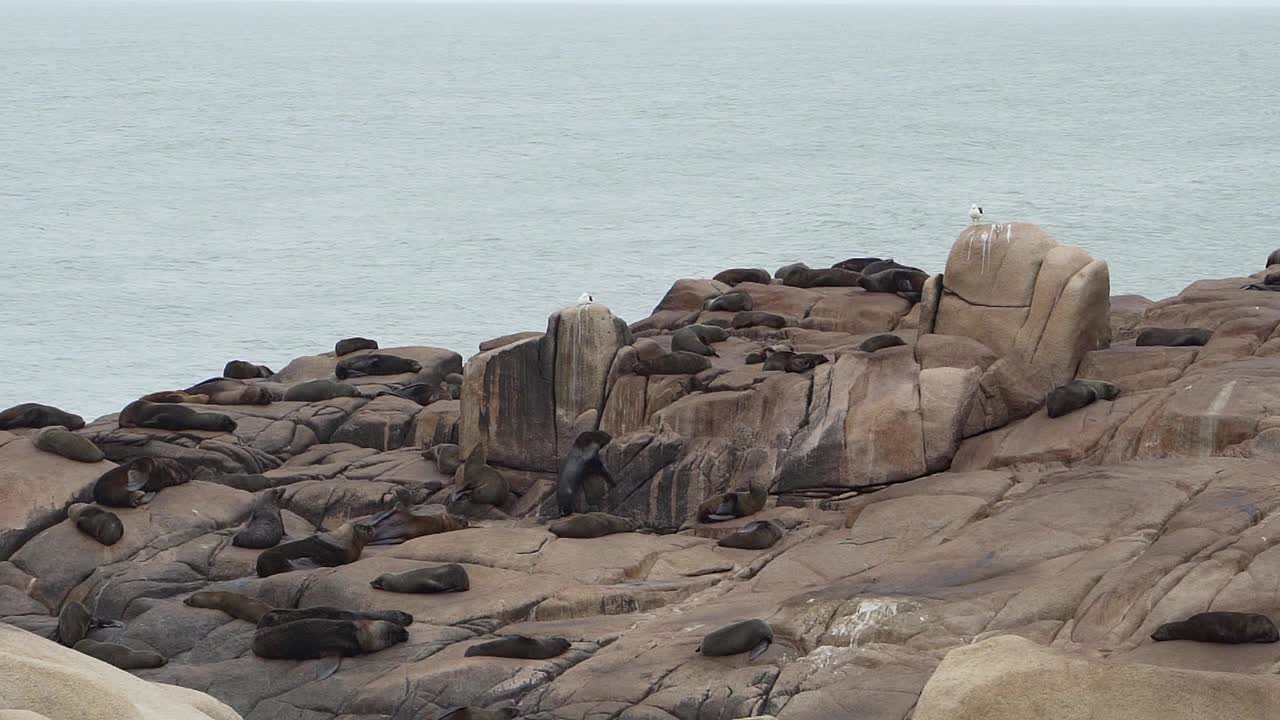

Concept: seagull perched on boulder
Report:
left=968, top=204, right=983, bottom=224
left=577, top=292, right=594, bottom=304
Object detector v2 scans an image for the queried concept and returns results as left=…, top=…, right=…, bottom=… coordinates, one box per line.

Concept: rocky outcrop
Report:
left=0, top=434, right=113, bottom=560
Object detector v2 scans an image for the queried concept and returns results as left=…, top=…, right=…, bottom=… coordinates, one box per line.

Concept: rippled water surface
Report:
left=2, top=3, right=1278, bottom=419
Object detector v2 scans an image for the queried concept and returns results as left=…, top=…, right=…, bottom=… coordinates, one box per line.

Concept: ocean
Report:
left=2, top=2, right=1278, bottom=421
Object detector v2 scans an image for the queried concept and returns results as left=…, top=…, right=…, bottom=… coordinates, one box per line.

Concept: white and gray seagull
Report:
left=577, top=292, right=594, bottom=304
left=968, top=204, right=983, bottom=224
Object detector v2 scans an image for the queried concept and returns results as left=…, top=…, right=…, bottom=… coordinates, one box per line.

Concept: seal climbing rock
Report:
left=556, top=431, right=613, bottom=517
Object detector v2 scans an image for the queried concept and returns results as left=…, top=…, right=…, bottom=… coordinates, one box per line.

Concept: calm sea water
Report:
left=2, top=2, right=1279, bottom=421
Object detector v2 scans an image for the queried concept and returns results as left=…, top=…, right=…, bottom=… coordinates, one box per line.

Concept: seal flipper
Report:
left=313, top=655, right=341, bottom=682
left=747, top=638, right=771, bottom=661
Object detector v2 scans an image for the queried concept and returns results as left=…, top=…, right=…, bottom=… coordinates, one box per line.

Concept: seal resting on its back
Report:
left=185, top=591, right=273, bottom=624
left=93, top=457, right=191, bottom=507
left=717, top=519, right=784, bottom=550
left=283, top=378, right=361, bottom=402
left=1045, top=379, right=1120, bottom=418
left=335, top=337, right=379, bottom=356
left=1151, top=612, right=1279, bottom=644
left=68, top=503, right=124, bottom=546
left=119, top=400, right=236, bottom=432
left=0, top=402, right=84, bottom=431
left=252, top=618, right=408, bottom=659
left=233, top=489, right=285, bottom=549
left=31, top=426, right=104, bottom=463
left=336, top=353, right=421, bottom=379
left=549, top=512, right=636, bottom=539
left=556, top=431, right=613, bottom=517
left=696, top=619, right=773, bottom=659
left=1135, top=327, right=1213, bottom=347
left=698, top=480, right=768, bottom=523
left=371, top=563, right=470, bottom=593
left=255, top=521, right=374, bottom=578
left=464, top=635, right=570, bottom=660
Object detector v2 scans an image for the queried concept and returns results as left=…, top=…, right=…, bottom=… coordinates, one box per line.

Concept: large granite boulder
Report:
left=0, top=433, right=114, bottom=560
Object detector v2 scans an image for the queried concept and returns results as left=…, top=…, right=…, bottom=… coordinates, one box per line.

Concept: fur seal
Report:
left=363, top=506, right=469, bottom=545
left=774, top=262, right=810, bottom=280
left=377, top=381, right=449, bottom=406
left=1135, top=327, right=1213, bottom=347
left=698, top=481, right=768, bottom=523
left=184, top=591, right=273, bottom=624
left=435, top=708, right=519, bottom=720
left=283, top=378, right=362, bottom=402
left=183, top=378, right=272, bottom=406
left=696, top=619, right=773, bottom=659
left=255, top=521, right=374, bottom=578
left=74, top=639, right=166, bottom=669
left=138, top=391, right=209, bottom=404
left=671, top=325, right=723, bottom=357
left=57, top=601, right=120, bottom=647
left=745, top=343, right=794, bottom=365
left=635, top=351, right=712, bottom=376
left=68, top=503, right=124, bottom=546
left=119, top=400, right=236, bottom=432
left=335, top=337, right=379, bottom=356
left=31, top=426, right=104, bottom=463
left=223, top=360, right=273, bottom=380
left=704, top=291, right=753, bottom=313
left=556, top=431, right=613, bottom=517
left=451, top=446, right=509, bottom=508
left=336, top=353, right=422, bottom=379
left=252, top=618, right=408, bottom=659
left=257, top=606, right=413, bottom=628
left=1151, top=612, right=1278, bottom=644
left=0, top=403, right=84, bottom=431
left=1045, top=379, right=1120, bottom=418
left=832, top=257, right=883, bottom=273
left=731, top=311, right=787, bottom=330
left=762, top=351, right=828, bottom=373
left=371, top=563, right=470, bottom=593
left=782, top=267, right=863, bottom=288
left=93, top=457, right=191, bottom=508
left=430, top=443, right=464, bottom=475
left=717, top=519, right=784, bottom=550
left=549, top=512, right=636, bottom=539
left=1268, top=249, right=1280, bottom=268
left=861, top=259, right=923, bottom=275
left=712, top=268, right=772, bottom=287
left=858, top=334, right=907, bottom=353
left=233, top=489, right=285, bottom=549
left=464, top=635, right=571, bottom=660
left=858, top=268, right=928, bottom=296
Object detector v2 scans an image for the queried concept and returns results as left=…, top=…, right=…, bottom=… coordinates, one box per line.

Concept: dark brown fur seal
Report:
left=1268, top=249, right=1280, bottom=267
left=731, top=311, right=787, bottom=329
left=252, top=618, right=408, bottom=659
left=74, top=639, right=167, bottom=669
left=371, top=563, right=470, bottom=593
left=336, top=353, right=422, bottom=379
left=858, top=268, right=928, bottom=295
left=861, top=259, right=923, bottom=275
left=635, top=351, right=712, bottom=376
left=556, top=431, right=613, bottom=517
left=745, top=343, right=794, bottom=365
left=1151, top=612, right=1278, bottom=644
left=832, top=257, right=883, bottom=273
left=671, top=325, right=721, bottom=357
left=364, top=506, right=469, bottom=545
left=119, top=400, right=237, bottom=432
left=698, top=481, right=768, bottom=523
left=704, top=291, right=753, bottom=313
left=257, top=606, right=413, bottom=628
left=782, top=267, right=863, bottom=288
left=335, top=337, right=379, bottom=356
left=712, top=268, right=772, bottom=286
left=378, top=381, right=449, bottom=406
left=139, top=391, right=210, bottom=404
left=436, top=708, right=518, bottom=720
left=223, top=360, right=273, bottom=379
left=451, top=446, right=509, bottom=508
left=717, top=519, right=784, bottom=550
left=283, top=378, right=362, bottom=402
left=464, top=635, right=570, bottom=660
left=31, top=426, right=104, bottom=463
left=233, top=489, right=285, bottom=549
left=0, top=403, right=84, bottom=431
left=774, top=262, right=810, bottom=280
left=696, top=619, right=773, bottom=659
left=183, top=378, right=272, bottom=406
left=93, top=457, right=192, bottom=508
left=763, top=351, right=828, bottom=373
left=1045, top=379, right=1120, bottom=418
left=255, top=522, right=374, bottom=578
left=184, top=591, right=273, bottom=624
left=68, top=503, right=124, bottom=546
left=57, top=601, right=120, bottom=647
left=1135, top=327, right=1213, bottom=347
left=858, top=334, right=907, bottom=353
left=430, top=443, right=463, bottom=475
left=549, top=512, right=636, bottom=539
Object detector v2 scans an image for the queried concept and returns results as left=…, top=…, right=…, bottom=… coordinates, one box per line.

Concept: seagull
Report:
left=577, top=292, right=593, bottom=304
left=969, top=204, right=983, bottom=224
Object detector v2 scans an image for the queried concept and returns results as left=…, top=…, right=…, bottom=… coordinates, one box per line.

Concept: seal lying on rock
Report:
left=335, top=337, right=379, bottom=356
left=732, top=311, right=787, bottom=330
left=1045, top=379, right=1120, bottom=418
left=832, top=257, right=882, bottom=273
left=252, top=618, right=408, bottom=660
left=0, top=402, right=84, bottom=431
left=696, top=619, right=773, bottom=660
left=556, top=431, right=613, bottom=517
left=713, top=268, right=771, bottom=286
left=119, top=400, right=236, bottom=432
left=362, top=505, right=469, bottom=545
left=782, top=267, right=863, bottom=288
left=861, top=259, right=923, bottom=275
left=255, top=522, right=374, bottom=578
left=436, top=708, right=519, bottom=720
left=763, top=351, right=828, bottom=373
left=258, top=606, right=413, bottom=628
left=57, top=601, right=121, bottom=647
left=698, top=480, right=768, bottom=523
left=378, top=381, right=449, bottom=406
left=336, top=353, right=422, bottom=379
left=1151, top=612, right=1279, bottom=644
left=74, top=639, right=167, bottom=669
left=68, top=503, right=124, bottom=546
left=184, top=591, right=273, bottom=624
left=704, top=291, right=753, bottom=313
left=93, top=457, right=191, bottom=507
left=858, top=334, right=907, bottom=353
left=744, top=343, right=794, bottom=365
left=859, top=268, right=928, bottom=298
left=283, top=378, right=363, bottom=402
left=139, top=391, right=210, bottom=404
left=774, top=262, right=809, bottom=280
left=233, top=489, right=284, bottom=549
left=430, top=443, right=464, bottom=475
left=31, top=426, right=104, bottom=463
left=451, top=446, right=509, bottom=509
left=183, top=378, right=272, bottom=405
left=1268, top=249, right=1280, bottom=267
left=464, top=635, right=571, bottom=660
left=371, top=563, right=470, bottom=593
left=223, top=360, right=273, bottom=380
left=672, top=324, right=727, bottom=357
left=1135, top=327, right=1213, bottom=347
left=549, top=512, right=636, bottom=539
left=635, top=351, right=712, bottom=376
left=717, top=520, right=784, bottom=550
